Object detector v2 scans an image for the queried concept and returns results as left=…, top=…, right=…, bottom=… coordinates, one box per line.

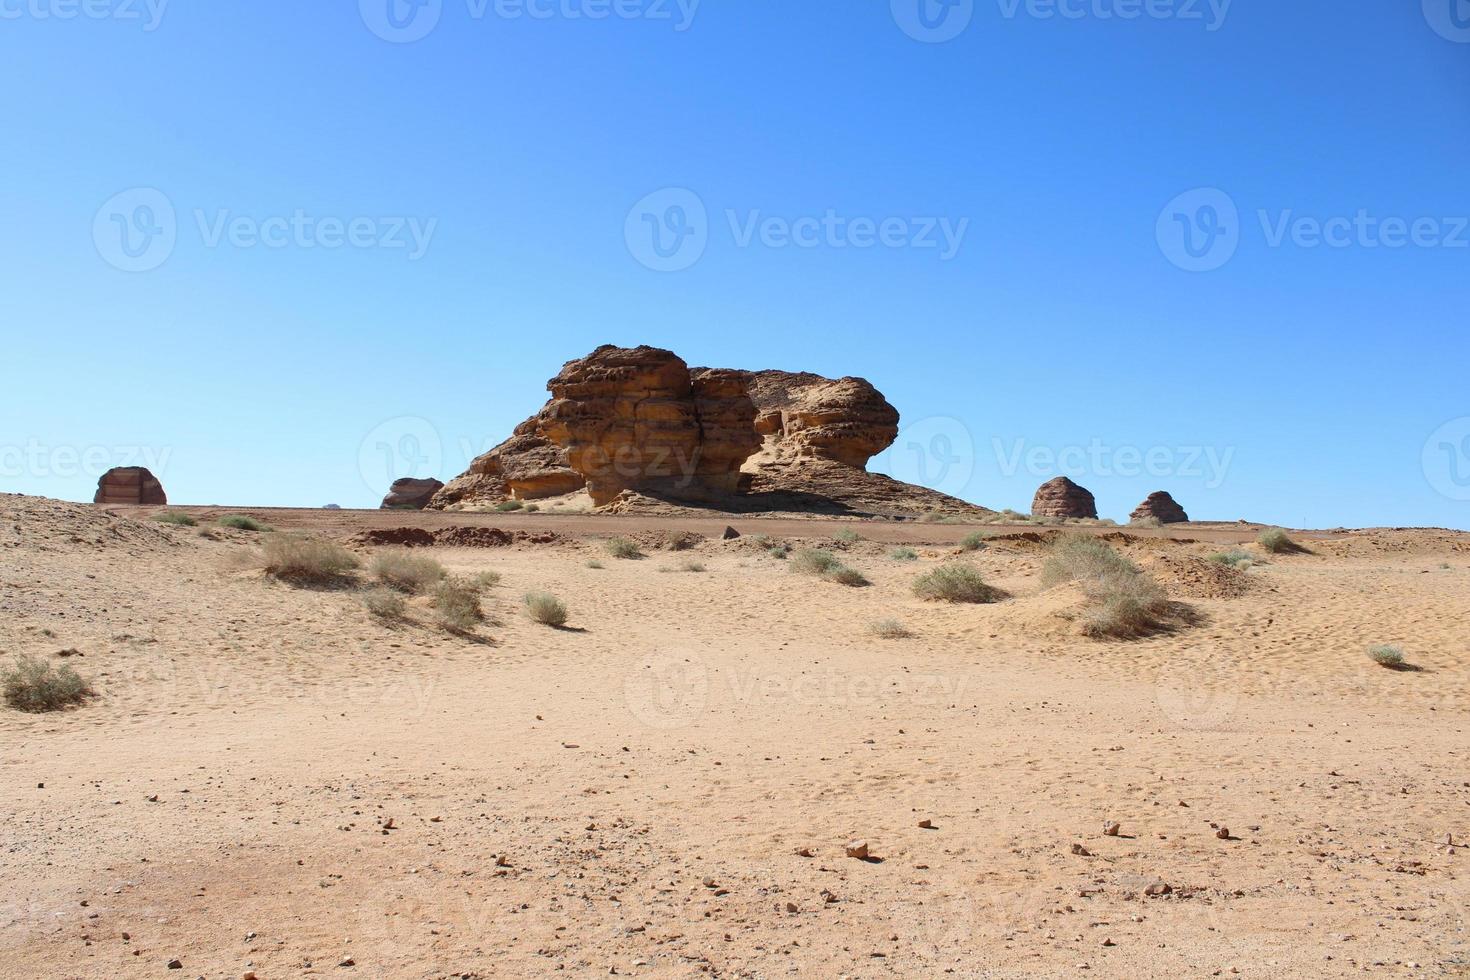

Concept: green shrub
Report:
left=960, top=532, right=986, bottom=552
left=523, top=503, right=540, bottom=512
left=790, top=548, right=842, bottom=576
left=825, top=565, right=870, bottom=587
left=868, top=618, right=913, bottom=639
left=370, top=549, right=446, bottom=594
left=153, top=512, right=197, bottom=527
left=219, top=514, right=270, bottom=532
left=494, top=500, right=525, bottom=512
left=768, top=544, right=790, bottom=560
left=1258, top=529, right=1300, bottom=554
left=432, top=578, right=483, bottom=632
left=606, top=537, right=642, bottom=560
left=913, top=563, right=1005, bottom=604
left=262, top=534, right=359, bottom=584
left=1368, top=644, right=1407, bottom=669
left=889, top=547, right=919, bottom=562
left=2, top=655, right=93, bottom=713
left=524, top=591, right=568, bottom=627
left=362, top=587, right=407, bottom=620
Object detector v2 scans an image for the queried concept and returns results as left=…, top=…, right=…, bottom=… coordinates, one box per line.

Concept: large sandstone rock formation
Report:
left=94, top=467, right=166, bottom=506
left=381, top=478, right=444, bottom=510
left=1032, top=476, right=1098, bottom=520
left=431, top=345, right=987, bottom=518
left=1131, top=491, right=1189, bottom=524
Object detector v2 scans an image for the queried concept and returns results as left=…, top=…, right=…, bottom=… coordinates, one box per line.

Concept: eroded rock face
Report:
left=431, top=345, right=988, bottom=519
left=381, top=478, right=444, bottom=510
left=1032, top=476, right=1098, bottom=520
left=94, top=467, right=166, bottom=506
left=1131, top=491, right=1189, bottom=524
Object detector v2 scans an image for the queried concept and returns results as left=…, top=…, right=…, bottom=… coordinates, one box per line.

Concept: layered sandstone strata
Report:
left=94, top=467, right=167, bottom=506
left=1032, top=476, right=1098, bottom=520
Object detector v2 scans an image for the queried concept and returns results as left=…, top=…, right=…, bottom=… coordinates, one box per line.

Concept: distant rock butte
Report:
left=1131, top=491, right=1189, bottom=524
left=431, top=345, right=987, bottom=518
left=1032, top=476, right=1098, bottom=520
left=381, top=478, right=444, bottom=510
left=94, top=467, right=166, bottom=506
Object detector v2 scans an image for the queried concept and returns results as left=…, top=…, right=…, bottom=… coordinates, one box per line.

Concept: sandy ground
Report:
left=2, top=495, right=1468, bottom=979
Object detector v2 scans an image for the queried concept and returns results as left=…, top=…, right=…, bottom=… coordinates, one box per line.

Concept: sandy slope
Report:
left=1, top=495, right=1468, bottom=979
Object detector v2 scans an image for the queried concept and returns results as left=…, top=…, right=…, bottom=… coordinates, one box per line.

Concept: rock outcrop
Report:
left=1032, top=476, right=1098, bottom=520
left=431, top=345, right=988, bottom=519
left=94, top=467, right=167, bottom=506
left=381, top=478, right=445, bottom=510
left=1131, top=491, right=1189, bottom=524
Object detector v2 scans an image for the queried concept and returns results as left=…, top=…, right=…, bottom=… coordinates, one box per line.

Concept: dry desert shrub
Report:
left=960, top=532, right=987, bottom=552
left=219, top=514, right=270, bottom=532
left=790, top=548, right=842, bottom=576
left=890, top=547, right=919, bottom=562
left=153, top=512, right=196, bottom=526
left=524, top=591, right=569, bottom=627
left=833, top=528, right=862, bottom=544
left=262, top=534, right=359, bottom=585
left=371, top=549, right=447, bottom=593
left=362, top=587, right=408, bottom=620
left=913, top=563, right=1005, bottom=604
left=676, top=558, right=707, bottom=573
left=1257, top=529, right=1303, bottom=554
left=1210, top=548, right=1254, bottom=570
left=494, top=500, right=525, bottom=512
left=3, top=655, right=93, bottom=713
left=1368, top=644, right=1408, bottom=669
left=606, top=537, right=642, bottom=560
left=767, top=544, right=791, bottom=560
left=432, top=578, right=483, bottom=632
left=1042, top=536, right=1171, bottom=638
left=469, top=570, right=503, bottom=589
left=586, top=559, right=605, bottom=569
left=868, top=618, right=913, bottom=639
left=825, top=565, right=870, bottom=587
left=1131, top=516, right=1163, bottom=529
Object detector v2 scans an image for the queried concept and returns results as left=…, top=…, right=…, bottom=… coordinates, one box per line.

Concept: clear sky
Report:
left=4, top=1, right=1469, bottom=528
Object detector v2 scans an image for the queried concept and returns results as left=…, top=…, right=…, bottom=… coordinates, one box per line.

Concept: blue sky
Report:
left=3, top=1, right=1469, bottom=527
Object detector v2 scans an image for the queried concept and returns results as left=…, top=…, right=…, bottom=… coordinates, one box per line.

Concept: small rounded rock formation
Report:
left=1131, top=491, right=1189, bottom=524
left=381, top=478, right=445, bottom=510
left=1032, top=476, right=1098, bottom=520
left=94, top=467, right=167, bottom=506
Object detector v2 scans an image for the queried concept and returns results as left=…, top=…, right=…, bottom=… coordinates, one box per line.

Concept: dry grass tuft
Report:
left=371, top=549, right=447, bottom=593
left=790, top=548, right=842, bottom=576
left=362, top=587, right=408, bottom=620
left=153, top=512, right=197, bottom=526
left=524, top=591, right=569, bottom=627
left=1043, top=536, right=1172, bottom=638
left=868, top=618, right=913, bottom=639
left=219, top=514, right=270, bottom=532
left=890, top=547, right=919, bottom=562
left=469, top=570, right=502, bottom=590
left=833, top=529, right=862, bottom=544
left=1258, top=529, right=1305, bottom=554
left=913, top=563, right=1005, bottom=604
left=262, top=534, right=359, bottom=585
left=606, top=537, right=642, bottom=560
left=432, top=578, right=483, bottom=633
left=960, top=532, right=987, bottom=552
left=494, top=500, right=525, bottom=512
left=825, top=566, right=870, bottom=587
left=3, top=655, right=93, bottom=713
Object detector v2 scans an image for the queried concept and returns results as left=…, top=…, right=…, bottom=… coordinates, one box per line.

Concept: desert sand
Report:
left=2, top=494, right=1468, bottom=978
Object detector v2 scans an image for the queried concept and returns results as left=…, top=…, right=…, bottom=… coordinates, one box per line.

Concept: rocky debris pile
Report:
left=350, top=526, right=562, bottom=548
left=431, top=345, right=989, bottom=519
left=94, top=467, right=167, bottom=506
left=1032, top=477, right=1098, bottom=520
left=380, top=478, right=444, bottom=510
left=1131, top=491, right=1189, bottom=524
